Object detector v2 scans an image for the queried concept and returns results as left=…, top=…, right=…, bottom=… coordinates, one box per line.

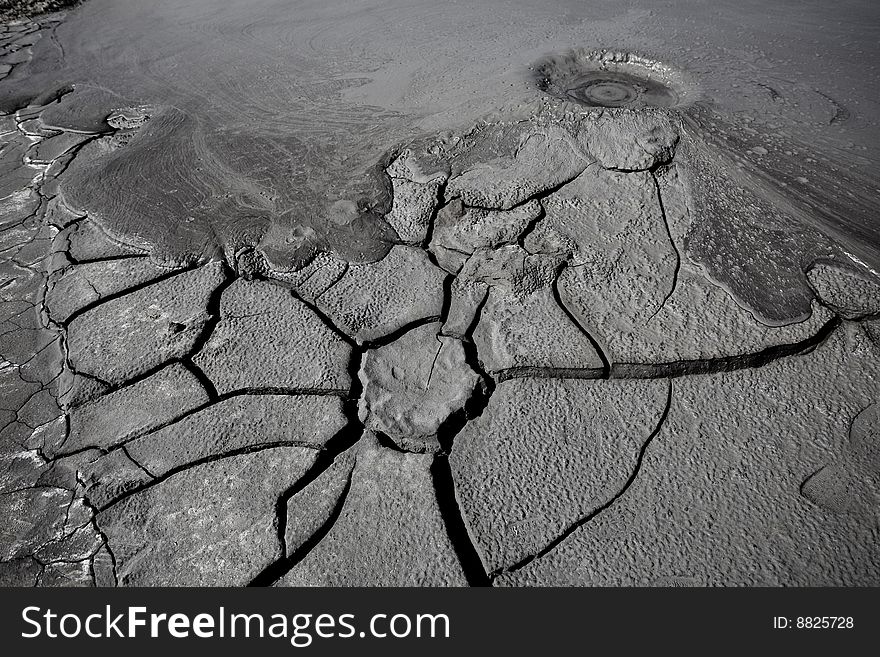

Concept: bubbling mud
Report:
left=533, top=50, right=696, bottom=110
left=565, top=72, right=676, bottom=109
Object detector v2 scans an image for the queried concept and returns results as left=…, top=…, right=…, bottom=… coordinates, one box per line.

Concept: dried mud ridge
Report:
left=2, top=19, right=880, bottom=586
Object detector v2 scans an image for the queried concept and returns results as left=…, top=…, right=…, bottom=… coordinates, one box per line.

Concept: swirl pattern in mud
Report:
left=533, top=49, right=697, bottom=109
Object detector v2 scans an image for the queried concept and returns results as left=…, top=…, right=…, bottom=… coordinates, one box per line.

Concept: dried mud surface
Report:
left=1, top=1, right=878, bottom=586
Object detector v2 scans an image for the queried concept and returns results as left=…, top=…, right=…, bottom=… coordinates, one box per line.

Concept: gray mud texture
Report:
left=0, top=1, right=78, bottom=22
left=0, top=0, right=878, bottom=587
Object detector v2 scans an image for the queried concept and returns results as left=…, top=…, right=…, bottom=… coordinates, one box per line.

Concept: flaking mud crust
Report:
left=0, top=1, right=79, bottom=22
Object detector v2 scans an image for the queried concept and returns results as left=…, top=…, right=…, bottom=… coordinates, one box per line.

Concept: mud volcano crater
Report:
left=533, top=49, right=696, bottom=109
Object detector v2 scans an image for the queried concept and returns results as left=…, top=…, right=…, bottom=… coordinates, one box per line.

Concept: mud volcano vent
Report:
left=533, top=50, right=696, bottom=109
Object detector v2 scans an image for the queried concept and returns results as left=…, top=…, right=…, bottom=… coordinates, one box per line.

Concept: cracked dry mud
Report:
left=1, top=9, right=879, bottom=588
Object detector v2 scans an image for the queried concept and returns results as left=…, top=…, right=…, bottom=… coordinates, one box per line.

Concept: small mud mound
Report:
left=533, top=50, right=696, bottom=110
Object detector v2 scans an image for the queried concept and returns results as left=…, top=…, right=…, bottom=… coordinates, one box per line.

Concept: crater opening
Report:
left=533, top=50, right=696, bottom=110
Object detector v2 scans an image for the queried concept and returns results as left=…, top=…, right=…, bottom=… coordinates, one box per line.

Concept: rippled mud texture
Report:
left=59, top=104, right=397, bottom=269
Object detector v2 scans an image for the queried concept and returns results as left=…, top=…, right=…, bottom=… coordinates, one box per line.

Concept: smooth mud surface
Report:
left=1, top=0, right=879, bottom=586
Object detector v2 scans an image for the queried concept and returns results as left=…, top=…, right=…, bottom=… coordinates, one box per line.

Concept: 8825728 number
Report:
left=796, top=617, right=853, bottom=629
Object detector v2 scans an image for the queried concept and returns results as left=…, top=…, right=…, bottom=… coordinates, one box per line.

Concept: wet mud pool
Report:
left=0, top=0, right=878, bottom=586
